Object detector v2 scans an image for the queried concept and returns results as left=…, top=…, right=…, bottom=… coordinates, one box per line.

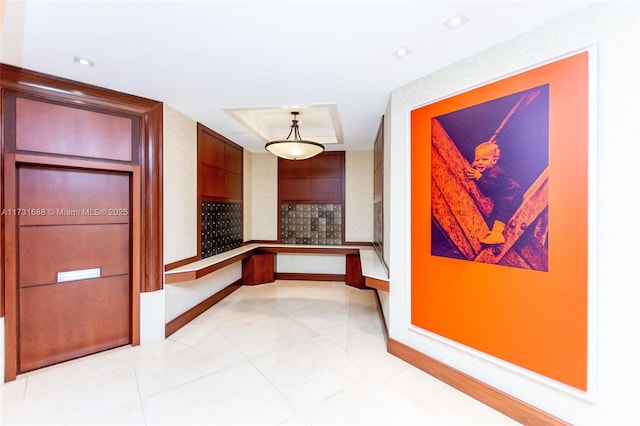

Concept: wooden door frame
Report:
left=1, top=64, right=163, bottom=381
left=6, top=157, right=140, bottom=375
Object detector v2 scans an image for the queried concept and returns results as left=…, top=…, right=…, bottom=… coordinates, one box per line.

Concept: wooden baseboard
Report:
left=275, top=273, right=345, bottom=282
left=165, top=280, right=242, bottom=337
left=372, top=292, right=568, bottom=425
left=387, top=339, right=569, bottom=425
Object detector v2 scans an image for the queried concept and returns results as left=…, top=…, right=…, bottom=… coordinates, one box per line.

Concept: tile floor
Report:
left=0, top=280, right=521, bottom=425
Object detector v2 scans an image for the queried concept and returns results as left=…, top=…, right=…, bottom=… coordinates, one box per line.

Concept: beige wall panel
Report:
left=243, top=151, right=253, bottom=241
left=345, top=150, right=373, bottom=242
left=163, top=104, right=198, bottom=264
left=250, top=153, right=278, bottom=241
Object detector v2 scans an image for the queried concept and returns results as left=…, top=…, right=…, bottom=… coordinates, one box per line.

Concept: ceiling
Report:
left=0, top=0, right=595, bottom=153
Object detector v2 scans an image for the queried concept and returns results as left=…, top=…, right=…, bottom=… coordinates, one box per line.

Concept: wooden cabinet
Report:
left=242, top=253, right=275, bottom=285
left=197, top=123, right=243, bottom=203
left=345, top=254, right=366, bottom=289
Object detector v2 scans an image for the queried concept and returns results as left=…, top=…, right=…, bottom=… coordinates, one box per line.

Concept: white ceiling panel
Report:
left=0, top=0, right=596, bottom=153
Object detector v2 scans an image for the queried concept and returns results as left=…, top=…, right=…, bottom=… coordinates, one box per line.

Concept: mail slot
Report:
left=57, top=267, right=102, bottom=283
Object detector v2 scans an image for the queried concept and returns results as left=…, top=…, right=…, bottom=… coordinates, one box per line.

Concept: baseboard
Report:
left=372, top=293, right=568, bottom=426
left=275, top=273, right=345, bottom=282
left=165, top=280, right=242, bottom=337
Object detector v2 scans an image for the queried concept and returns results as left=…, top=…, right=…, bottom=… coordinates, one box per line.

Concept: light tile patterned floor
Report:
left=0, top=280, right=521, bottom=425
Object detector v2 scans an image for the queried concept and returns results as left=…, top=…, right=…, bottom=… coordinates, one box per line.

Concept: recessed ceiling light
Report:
left=74, top=56, right=94, bottom=67
left=444, top=14, right=469, bottom=30
left=392, top=46, right=413, bottom=58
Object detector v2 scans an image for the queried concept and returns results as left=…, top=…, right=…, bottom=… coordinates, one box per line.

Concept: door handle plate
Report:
left=57, top=268, right=101, bottom=283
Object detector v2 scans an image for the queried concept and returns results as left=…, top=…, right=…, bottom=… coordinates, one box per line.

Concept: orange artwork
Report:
left=411, top=51, right=589, bottom=390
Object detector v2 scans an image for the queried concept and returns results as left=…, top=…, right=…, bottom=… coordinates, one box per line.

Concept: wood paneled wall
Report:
left=0, top=64, right=163, bottom=296
left=196, top=123, right=243, bottom=259
left=15, top=97, right=136, bottom=162
left=279, top=151, right=345, bottom=203
left=197, top=123, right=243, bottom=203
left=278, top=151, right=345, bottom=244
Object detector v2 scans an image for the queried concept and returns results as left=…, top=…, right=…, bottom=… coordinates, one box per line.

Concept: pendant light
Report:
left=265, top=111, right=324, bottom=160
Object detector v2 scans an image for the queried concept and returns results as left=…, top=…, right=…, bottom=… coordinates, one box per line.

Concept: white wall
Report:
left=386, top=2, right=639, bottom=424
left=164, top=263, right=242, bottom=323
left=277, top=254, right=346, bottom=274
left=0, top=0, right=24, bottom=64
left=140, top=290, right=165, bottom=344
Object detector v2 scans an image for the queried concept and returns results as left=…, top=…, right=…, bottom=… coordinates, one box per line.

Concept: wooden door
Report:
left=17, top=165, right=131, bottom=373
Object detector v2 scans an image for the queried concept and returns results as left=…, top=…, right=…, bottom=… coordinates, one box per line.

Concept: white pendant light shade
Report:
left=265, top=140, right=324, bottom=160
left=265, top=111, right=325, bottom=160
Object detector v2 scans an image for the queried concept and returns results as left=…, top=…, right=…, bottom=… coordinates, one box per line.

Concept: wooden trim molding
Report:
left=365, top=276, right=389, bottom=292
left=165, top=281, right=242, bottom=337
left=164, top=251, right=254, bottom=284
left=14, top=153, right=135, bottom=171
left=0, top=65, right=160, bottom=112
left=2, top=154, right=18, bottom=381
left=386, top=339, right=570, bottom=425
left=258, top=246, right=359, bottom=255
left=275, top=273, right=345, bottom=282
left=131, top=166, right=142, bottom=346
left=165, top=255, right=202, bottom=272
left=140, top=102, right=163, bottom=292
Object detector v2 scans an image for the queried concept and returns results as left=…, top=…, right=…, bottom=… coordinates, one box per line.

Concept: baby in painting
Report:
left=466, top=141, right=522, bottom=245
